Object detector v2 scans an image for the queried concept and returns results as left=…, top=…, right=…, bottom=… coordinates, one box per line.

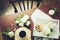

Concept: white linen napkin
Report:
left=31, top=9, right=52, bottom=21
left=31, top=9, right=59, bottom=40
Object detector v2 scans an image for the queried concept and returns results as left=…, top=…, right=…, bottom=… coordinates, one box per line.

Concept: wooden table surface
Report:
left=0, top=1, right=60, bottom=40
left=0, top=8, right=35, bottom=40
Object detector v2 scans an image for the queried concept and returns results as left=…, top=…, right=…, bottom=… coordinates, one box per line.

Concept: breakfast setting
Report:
left=0, top=0, right=60, bottom=40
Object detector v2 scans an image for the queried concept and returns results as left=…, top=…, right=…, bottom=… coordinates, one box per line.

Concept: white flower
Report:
left=47, top=22, right=56, bottom=29
left=23, top=15, right=29, bottom=21
left=43, top=26, right=51, bottom=35
left=19, top=23, right=23, bottom=27
left=26, top=21, right=30, bottom=26
left=20, top=15, right=29, bottom=24
left=49, top=10, right=55, bottom=15
left=8, top=31, right=14, bottom=38
left=20, top=17, right=26, bottom=24
left=15, top=20, right=20, bottom=24
left=24, top=15, right=29, bottom=19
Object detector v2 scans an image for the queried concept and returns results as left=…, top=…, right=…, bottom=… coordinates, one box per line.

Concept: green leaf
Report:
left=2, top=28, right=10, bottom=36
left=47, top=34, right=50, bottom=36
left=16, top=17, right=21, bottom=21
left=3, top=32, right=8, bottom=36
left=6, top=28, right=10, bottom=33
left=54, top=8, right=57, bottom=11
left=20, top=13, right=24, bottom=18
left=16, top=13, right=24, bottom=21
left=50, top=29, right=53, bottom=32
